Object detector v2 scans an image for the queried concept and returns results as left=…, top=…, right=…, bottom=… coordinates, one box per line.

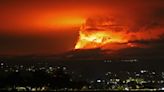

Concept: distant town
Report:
left=0, top=57, right=164, bottom=91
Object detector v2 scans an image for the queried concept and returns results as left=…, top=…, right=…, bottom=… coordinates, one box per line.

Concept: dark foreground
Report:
left=0, top=56, right=164, bottom=91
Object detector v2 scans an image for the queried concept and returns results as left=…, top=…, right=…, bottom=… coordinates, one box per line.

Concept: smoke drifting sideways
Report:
left=75, top=15, right=164, bottom=50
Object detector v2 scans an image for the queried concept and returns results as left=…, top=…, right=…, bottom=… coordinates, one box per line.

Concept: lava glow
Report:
left=75, top=30, right=129, bottom=49
left=75, top=20, right=129, bottom=49
left=74, top=15, right=164, bottom=50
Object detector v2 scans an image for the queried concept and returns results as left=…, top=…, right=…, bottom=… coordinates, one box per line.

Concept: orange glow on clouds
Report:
left=75, top=17, right=164, bottom=50
left=75, top=29, right=128, bottom=49
left=75, top=19, right=128, bottom=49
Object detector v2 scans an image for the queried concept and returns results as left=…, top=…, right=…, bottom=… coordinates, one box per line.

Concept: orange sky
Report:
left=0, top=0, right=164, bottom=55
left=0, top=0, right=108, bottom=30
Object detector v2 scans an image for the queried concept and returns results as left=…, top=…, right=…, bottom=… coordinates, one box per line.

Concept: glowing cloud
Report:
left=75, top=17, right=129, bottom=49
left=75, top=16, right=164, bottom=50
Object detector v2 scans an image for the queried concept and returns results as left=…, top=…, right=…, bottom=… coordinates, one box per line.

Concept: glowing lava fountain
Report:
left=75, top=17, right=129, bottom=50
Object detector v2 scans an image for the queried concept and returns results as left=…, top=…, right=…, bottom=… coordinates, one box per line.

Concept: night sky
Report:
left=0, top=0, right=164, bottom=55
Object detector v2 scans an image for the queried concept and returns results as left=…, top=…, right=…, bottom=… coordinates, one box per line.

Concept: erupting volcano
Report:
left=75, top=15, right=164, bottom=51
left=75, top=17, right=133, bottom=50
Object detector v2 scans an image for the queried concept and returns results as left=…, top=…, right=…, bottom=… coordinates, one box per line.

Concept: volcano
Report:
left=75, top=17, right=130, bottom=50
